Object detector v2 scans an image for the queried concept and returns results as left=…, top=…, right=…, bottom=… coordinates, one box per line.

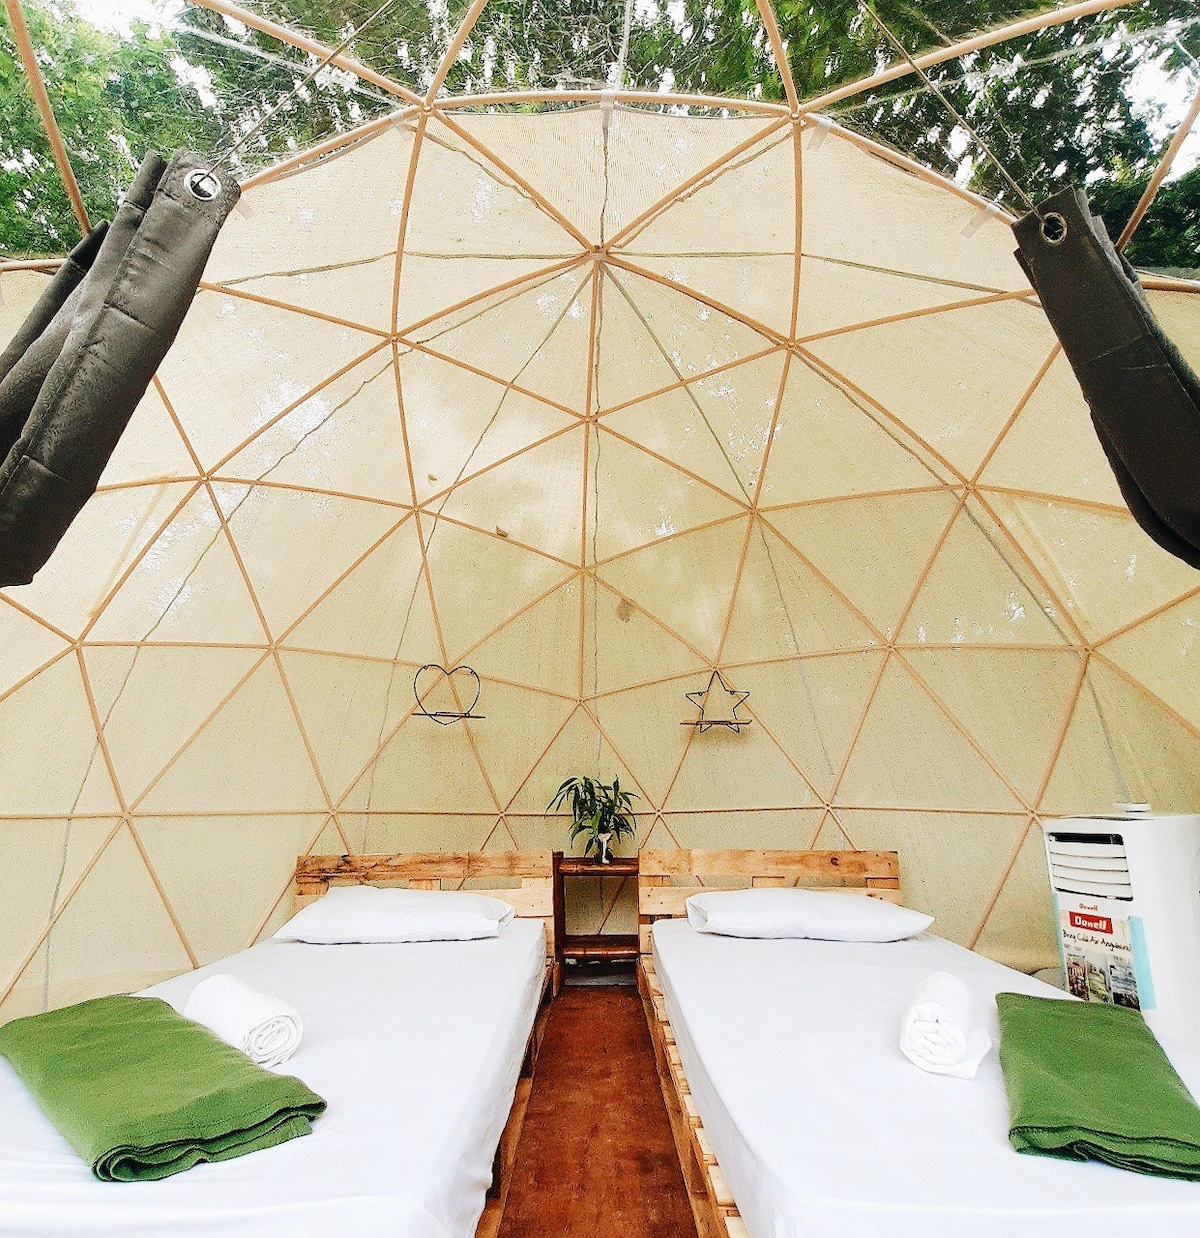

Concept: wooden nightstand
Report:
left=552, top=851, right=640, bottom=994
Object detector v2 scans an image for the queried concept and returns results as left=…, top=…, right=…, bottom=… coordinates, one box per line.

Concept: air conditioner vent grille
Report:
left=1047, top=832, right=1132, bottom=901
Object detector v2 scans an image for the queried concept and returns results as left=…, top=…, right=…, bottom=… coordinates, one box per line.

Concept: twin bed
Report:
left=0, top=850, right=554, bottom=1238
left=637, top=848, right=1200, bottom=1238
left=6, top=845, right=1200, bottom=1237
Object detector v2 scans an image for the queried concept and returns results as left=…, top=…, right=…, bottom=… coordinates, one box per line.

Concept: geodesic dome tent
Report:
left=1, top=0, right=1199, bottom=1020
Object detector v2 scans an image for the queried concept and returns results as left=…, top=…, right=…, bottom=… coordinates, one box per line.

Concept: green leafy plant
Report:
left=548, top=775, right=637, bottom=860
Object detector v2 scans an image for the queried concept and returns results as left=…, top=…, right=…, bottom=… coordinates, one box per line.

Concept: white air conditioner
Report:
left=1041, top=810, right=1200, bottom=1043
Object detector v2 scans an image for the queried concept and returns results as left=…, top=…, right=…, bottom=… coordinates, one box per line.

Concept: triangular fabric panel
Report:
left=206, top=122, right=417, bottom=333
left=766, top=491, right=959, bottom=639
left=0, top=655, right=119, bottom=815
left=759, top=357, right=948, bottom=507
left=666, top=720, right=821, bottom=812
left=598, top=518, right=749, bottom=661
left=901, top=649, right=1082, bottom=803
left=399, top=116, right=583, bottom=328
left=722, top=524, right=879, bottom=661
left=33, top=825, right=194, bottom=1011
left=467, top=580, right=585, bottom=698
left=98, top=384, right=199, bottom=487
left=424, top=519, right=576, bottom=661
left=406, top=266, right=593, bottom=413
left=1040, top=660, right=1200, bottom=816
left=1100, top=593, right=1200, bottom=732
left=605, top=267, right=776, bottom=386
left=399, top=349, right=579, bottom=508
left=836, top=809, right=1029, bottom=952
left=592, top=431, right=747, bottom=562
left=972, top=825, right=1061, bottom=972
left=219, top=350, right=409, bottom=506
left=731, top=652, right=887, bottom=804
left=213, top=482, right=405, bottom=637
left=355, top=812, right=500, bottom=857
left=157, top=291, right=383, bottom=471
left=664, top=808, right=826, bottom=851
left=82, top=645, right=265, bottom=805
left=279, top=651, right=417, bottom=804
left=990, top=494, right=1200, bottom=643
left=591, top=579, right=711, bottom=697
left=464, top=683, right=578, bottom=810
left=137, top=658, right=328, bottom=813
left=805, top=298, right=1059, bottom=480
left=801, top=131, right=1028, bottom=294
left=898, top=499, right=1073, bottom=647
left=85, top=485, right=270, bottom=645
left=281, top=516, right=432, bottom=658
left=9, top=483, right=202, bottom=639
left=137, top=813, right=329, bottom=964
left=454, top=110, right=782, bottom=246
left=600, top=353, right=782, bottom=500
left=0, top=600, right=69, bottom=699
left=0, top=817, right=119, bottom=1018
left=436, top=428, right=586, bottom=563
left=977, top=350, right=1124, bottom=506
left=836, top=658, right=1025, bottom=812
left=339, top=707, right=498, bottom=814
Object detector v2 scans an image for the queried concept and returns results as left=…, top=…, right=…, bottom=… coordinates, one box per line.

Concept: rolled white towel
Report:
left=899, top=971, right=992, bottom=1080
left=184, top=973, right=303, bottom=1069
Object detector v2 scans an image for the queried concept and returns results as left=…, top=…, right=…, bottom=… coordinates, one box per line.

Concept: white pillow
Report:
left=685, top=887, right=932, bottom=942
left=274, top=885, right=516, bottom=944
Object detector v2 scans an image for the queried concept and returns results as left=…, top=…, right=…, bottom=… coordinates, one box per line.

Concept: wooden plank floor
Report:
left=497, top=986, right=699, bottom=1238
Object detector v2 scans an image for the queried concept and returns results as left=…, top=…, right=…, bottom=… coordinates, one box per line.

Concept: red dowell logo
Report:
left=1069, top=911, right=1113, bottom=934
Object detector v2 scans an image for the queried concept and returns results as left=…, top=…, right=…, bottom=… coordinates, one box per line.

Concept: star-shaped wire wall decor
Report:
left=682, top=669, right=752, bottom=733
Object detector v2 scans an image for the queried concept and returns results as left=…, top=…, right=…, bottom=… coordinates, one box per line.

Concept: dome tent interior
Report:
left=1, top=0, right=1199, bottom=1022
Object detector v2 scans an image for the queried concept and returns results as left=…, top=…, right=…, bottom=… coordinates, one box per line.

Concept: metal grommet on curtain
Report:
left=185, top=168, right=223, bottom=202
left=1040, top=212, right=1068, bottom=245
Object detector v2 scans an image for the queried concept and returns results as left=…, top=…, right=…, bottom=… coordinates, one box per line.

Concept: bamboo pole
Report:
left=4, top=0, right=89, bottom=233
left=186, top=0, right=421, bottom=104
left=1118, top=82, right=1200, bottom=252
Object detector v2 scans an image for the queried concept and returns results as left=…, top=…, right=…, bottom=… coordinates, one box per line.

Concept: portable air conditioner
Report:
left=1041, top=811, right=1200, bottom=1043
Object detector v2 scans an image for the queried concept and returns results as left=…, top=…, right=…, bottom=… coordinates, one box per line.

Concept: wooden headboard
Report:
left=294, top=851, right=556, bottom=961
left=637, top=848, right=901, bottom=957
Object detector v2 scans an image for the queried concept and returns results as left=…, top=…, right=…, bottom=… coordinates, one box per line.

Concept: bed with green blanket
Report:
left=0, top=994, right=325, bottom=1182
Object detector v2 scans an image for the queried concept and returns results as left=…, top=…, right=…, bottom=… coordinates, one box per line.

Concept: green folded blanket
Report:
left=0, top=994, right=326, bottom=1182
left=997, top=992, right=1200, bottom=1180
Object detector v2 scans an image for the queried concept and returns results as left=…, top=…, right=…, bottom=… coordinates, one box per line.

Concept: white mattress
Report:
left=0, top=919, right=546, bottom=1237
left=653, top=918, right=1200, bottom=1238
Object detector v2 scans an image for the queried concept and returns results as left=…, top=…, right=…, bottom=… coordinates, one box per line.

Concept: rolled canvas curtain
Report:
left=1014, top=186, right=1200, bottom=571
left=0, top=150, right=239, bottom=587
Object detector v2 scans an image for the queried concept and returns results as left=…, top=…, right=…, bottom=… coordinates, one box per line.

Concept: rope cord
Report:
left=851, top=0, right=1039, bottom=216
left=208, top=0, right=402, bottom=175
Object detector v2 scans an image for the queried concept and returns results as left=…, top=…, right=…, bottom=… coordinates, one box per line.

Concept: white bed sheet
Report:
left=0, top=919, right=546, bottom=1238
left=653, top=918, right=1200, bottom=1238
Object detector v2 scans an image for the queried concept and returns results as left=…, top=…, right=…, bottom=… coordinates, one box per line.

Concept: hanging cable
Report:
left=206, top=0, right=402, bottom=177
left=850, top=0, right=1039, bottom=216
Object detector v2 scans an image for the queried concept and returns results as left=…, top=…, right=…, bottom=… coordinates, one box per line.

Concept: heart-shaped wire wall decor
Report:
left=413, top=664, right=485, bottom=725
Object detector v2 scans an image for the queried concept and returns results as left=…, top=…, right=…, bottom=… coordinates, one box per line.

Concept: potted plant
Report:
left=548, top=775, right=637, bottom=863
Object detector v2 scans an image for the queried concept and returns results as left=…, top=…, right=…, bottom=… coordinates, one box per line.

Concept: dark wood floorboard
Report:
left=497, top=987, right=698, bottom=1238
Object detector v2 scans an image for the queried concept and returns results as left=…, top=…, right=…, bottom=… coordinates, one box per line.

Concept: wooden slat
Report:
left=638, top=848, right=898, bottom=879
left=708, top=1162, right=736, bottom=1210
left=726, top=1219, right=752, bottom=1238
left=297, top=849, right=554, bottom=887
left=641, top=882, right=898, bottom=917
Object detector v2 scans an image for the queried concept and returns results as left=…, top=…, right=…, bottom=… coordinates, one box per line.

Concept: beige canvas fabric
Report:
left=0, top=8, right=1198, bottom=1017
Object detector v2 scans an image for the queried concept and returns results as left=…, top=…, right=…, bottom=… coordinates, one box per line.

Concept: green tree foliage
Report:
left=0, top=0, right=1196, bottom=268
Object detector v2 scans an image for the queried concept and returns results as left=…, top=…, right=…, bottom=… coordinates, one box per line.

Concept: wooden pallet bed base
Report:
left=293, top=850, right=556, bottom=1238
left=636, top=848, right=902, bottom=1238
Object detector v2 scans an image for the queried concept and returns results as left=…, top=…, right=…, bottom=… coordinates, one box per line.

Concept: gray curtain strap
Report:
left=0, top=150, right=240, bottom=587
left=1014, top=186, right=1200, bottom=572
